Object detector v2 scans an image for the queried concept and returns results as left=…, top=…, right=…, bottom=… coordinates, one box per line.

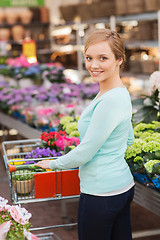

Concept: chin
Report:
left=92, top=77, right=104, bottom=83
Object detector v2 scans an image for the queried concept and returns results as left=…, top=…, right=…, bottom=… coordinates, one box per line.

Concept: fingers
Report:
left=34, top=160, right=50, bottom=169
left=34, top=161, right=44, bottom=168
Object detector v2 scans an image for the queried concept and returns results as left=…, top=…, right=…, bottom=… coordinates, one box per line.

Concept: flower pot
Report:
left=0, top=8, right=6, bottom=24
left=5, top=8, right=19, bottom=24
left=39, top=7, right=49, bottom=23
left=19, top=8, right=33, bottom=24
left=12, top=179, right=34, bottom=194
left=0, top=28, right=10, bottom=41
left=11, top=25, right=24, bottom=41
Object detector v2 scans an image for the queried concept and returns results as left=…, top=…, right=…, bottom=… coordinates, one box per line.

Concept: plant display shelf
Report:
left=134, top=181, right=160, bottom=216
left=0, top=111, right=41, bottom=139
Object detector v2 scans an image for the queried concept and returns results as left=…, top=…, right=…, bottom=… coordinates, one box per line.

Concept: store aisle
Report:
left=0, top=137, right=160, bottom=240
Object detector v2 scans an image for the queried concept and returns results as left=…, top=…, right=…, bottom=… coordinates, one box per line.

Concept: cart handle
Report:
left=8, top=165, right=17, bottom=173
left=8, top=164, right=43, bottom=172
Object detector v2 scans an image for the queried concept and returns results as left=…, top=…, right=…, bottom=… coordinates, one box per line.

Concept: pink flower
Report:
left=0, top=204, right=11, bottom=212
left=9, top=205, right=32, bottom=225
left=66, top=104, right=75, bottom=108
left=70, top=137, right=80, bottom=145
left=6, top=55, right=38, bottom=68
left=55, top=138, right=65, bottom=150
left=0, top=221, right=11, bottom=240
left=37, top=108, right=55, bottom=117
left=24, top=229, right=41, bottom=240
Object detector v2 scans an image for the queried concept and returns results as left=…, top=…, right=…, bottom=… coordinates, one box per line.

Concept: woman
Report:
left=35, top=29, right=135, bottom=240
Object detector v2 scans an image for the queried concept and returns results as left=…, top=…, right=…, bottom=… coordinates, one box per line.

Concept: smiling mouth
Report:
left=91, top=71, right=103, bottom=76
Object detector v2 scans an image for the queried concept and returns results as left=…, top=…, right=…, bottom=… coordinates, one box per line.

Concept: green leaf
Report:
left=132, top=106, right=158, bottom=124
left=132, top=97, right=145, bottom=106
left=132, top=97, right=146, bottom=111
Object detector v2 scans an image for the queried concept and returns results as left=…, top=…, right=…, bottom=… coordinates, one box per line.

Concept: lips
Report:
left=91, top=71, right=103, bottom=76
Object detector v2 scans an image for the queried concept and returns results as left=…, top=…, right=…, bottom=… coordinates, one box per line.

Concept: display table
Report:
left=133, top=181, right=160, bottom=238
left=134, top=181, right=160, bottom=216
left=0, top=112, right=41, bottom=139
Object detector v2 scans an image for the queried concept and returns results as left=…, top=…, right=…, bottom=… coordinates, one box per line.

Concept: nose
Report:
left=91, top=60, right=99, bottom=69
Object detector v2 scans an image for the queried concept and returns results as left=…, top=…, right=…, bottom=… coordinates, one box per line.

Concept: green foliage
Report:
left=58, top=115, right=80, bottom=137
left=144, top=160, right=160, bottom=173
left=69, top=130, right=80, bottom=137
left=125, top=121, right=160, bottom=181
left=12, top=170, right=33, bottom=181
left=132, top=89, right=160, bottom=124
left=125, top=139, right=144, bottom=160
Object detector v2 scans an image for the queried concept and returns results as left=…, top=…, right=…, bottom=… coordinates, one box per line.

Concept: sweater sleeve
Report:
left=49, top=97, right=124, bottom=170
left=127, top=121, right=134, bottom=146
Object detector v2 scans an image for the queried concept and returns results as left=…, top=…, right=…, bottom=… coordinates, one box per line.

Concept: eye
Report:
left=100, top=56, right=107, bottom=61
left=86, top=56, right=92, bottom=61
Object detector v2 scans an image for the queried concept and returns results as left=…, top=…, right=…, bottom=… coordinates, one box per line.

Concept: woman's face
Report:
left=85, top=41, right=122, bottom=83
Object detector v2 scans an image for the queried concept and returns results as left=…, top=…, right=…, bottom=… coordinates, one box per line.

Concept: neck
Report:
left=99, top=76, right=123, bottom=94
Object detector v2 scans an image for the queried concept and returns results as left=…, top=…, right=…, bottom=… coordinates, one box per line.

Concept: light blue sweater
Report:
left=49, top=87, right=134, bottom=194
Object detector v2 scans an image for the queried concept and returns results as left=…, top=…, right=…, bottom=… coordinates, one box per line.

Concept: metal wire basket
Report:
left=2, top=139, right=80, bottom=204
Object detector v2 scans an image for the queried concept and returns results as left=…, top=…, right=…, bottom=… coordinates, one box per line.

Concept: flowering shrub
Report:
left=0, top=56, right=65, bottom=82
left=125, top=121, right=160, bottom=181
left=58, top=115, right=80, bottom=137
left=0, top=81, right=98, bottom=129
left=0, top=196, right=39, bottom=240
left=134, top=121, right=160, bottom=138
left=40, top=130, right=80, bottom=152
left=42, top=65, right=66, bottom=83
left=132, top=71, right=160, bottom=124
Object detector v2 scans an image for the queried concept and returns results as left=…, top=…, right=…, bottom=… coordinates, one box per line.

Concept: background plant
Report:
left=132, top=71, right=160, bottom=124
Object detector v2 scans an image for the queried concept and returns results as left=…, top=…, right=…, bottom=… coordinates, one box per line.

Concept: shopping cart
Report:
left=2, top=138, right=80, bottom=239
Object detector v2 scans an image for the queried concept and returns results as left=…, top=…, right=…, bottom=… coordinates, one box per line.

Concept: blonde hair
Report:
left=84, top=28, right=126, bottom=70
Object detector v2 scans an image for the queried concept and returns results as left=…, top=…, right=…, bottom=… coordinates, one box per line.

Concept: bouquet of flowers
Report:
left=0, top=196, right=40, bottom=240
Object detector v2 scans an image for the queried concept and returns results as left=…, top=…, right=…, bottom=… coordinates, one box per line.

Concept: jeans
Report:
left=78, top=186, right=134, bottom=240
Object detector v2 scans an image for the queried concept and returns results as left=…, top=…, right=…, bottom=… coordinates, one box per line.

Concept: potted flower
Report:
left=132, top=71, right=160, bottom=124
left=40, top=130, right=80, bottom=152
left=0, top=196, right=40, bottom=240
left=12, top=170, right=34, bottom=195
left=125, top=121, right=160, bottom=189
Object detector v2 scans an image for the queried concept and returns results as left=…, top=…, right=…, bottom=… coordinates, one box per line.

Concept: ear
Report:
left=117, top=58, right=123, bottom=66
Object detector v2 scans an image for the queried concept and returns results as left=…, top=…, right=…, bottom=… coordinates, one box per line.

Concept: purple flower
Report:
left=25, top=147, right=62, bottom=159
left=23, top=160, right=35, bottom=165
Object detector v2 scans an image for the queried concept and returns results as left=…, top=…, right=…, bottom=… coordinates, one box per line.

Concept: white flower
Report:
left=143, top=98, right=153, bottom=106
left=0, top=204, right=11, bottom=212
left=19, top=207, right=32, bottom=222
left=63, top=87, right=71, bottom=94
left=149, top=71, right=160, bottom=95
left=0, top=197, right=8, bottom=205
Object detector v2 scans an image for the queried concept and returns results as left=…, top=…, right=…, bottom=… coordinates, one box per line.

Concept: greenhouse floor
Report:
left=1, top=133, right=160, bottom=240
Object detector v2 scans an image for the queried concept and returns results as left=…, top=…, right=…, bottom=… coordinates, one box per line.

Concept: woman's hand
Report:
left=34, top=160, right=51, bottom=169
